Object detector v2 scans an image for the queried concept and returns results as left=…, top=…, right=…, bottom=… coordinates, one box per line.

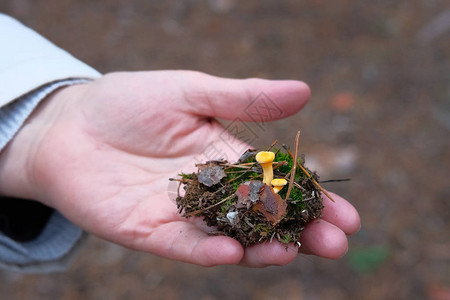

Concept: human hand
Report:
left=0, top=71, right=360, bottom=267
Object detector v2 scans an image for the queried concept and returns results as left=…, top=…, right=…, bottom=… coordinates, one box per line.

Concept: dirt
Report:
left=174, top=147, right=323, bottom=247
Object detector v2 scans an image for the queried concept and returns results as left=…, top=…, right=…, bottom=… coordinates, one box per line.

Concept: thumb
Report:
left=178, top=71, right=311, bottom=122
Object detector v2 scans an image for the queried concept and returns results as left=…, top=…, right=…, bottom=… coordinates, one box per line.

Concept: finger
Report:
left=299, top=219, right=348, bottom=259
left=320, top=191, right=361, bottom=235
left=239, top=241, right=299, bottom=267
left=179, top=71, right=311, bottom=121
left=141, top=221, right=244, bottom=267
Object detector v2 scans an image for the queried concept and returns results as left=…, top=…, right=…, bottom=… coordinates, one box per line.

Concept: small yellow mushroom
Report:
left=271, top=178, right=288, bottom=194
left=255, top=151, right=275, bottom=185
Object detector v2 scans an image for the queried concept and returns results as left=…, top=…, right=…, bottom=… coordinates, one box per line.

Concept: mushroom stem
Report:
left=261, top=162, right=273, bottom=185
left=255, top=151, right=275, bottom=186
left=273, top=186, right=283, bottom=194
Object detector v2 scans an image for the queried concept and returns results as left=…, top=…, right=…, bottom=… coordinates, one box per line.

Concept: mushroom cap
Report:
left=271, top=178, right=288, bottom=187
left=255, top=151, right=275, bottom=164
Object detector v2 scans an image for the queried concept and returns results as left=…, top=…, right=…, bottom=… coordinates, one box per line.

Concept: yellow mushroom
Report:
left=271, top=178, right=288, bottom=194
left=255, top=151, right=275, bottom=185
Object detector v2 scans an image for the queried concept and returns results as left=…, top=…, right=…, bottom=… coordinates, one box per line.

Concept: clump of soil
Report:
left=173, top=146, right=325, bottom=247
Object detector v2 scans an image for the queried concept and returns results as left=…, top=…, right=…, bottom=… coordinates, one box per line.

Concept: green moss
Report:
left=255, top=224, right=271, bottom=233
left=220, top=198, right=233, bottom=214
left=220, top=200, right=233, bottom=214
left=280, top=233, right=292, bottom=244
left=274, top=151, right=293, bottom=174
left=277, top=185, right=303, bottom=202
left=178, top=173, right=194, bottom=179
left=273, top=149, right=309, bottom=182
left=289, top=187, right=303, bottom=202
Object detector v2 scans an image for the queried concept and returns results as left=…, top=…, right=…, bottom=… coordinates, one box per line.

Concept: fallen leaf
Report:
left=253, top=185, right=287, bottom=224
left=249, top=180, right=265, bottom=203
left=235, top=180, right=265, bottom=209
left=198, top=165, right=226, bottom=187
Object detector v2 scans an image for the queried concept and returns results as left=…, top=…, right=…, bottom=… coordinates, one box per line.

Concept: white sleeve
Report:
left=0, top=13, right=102, bottom=273
left=0, top=13, right=101, bottom=106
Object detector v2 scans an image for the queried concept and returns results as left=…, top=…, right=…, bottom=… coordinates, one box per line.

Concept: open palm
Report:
left=5, top=71, right=360, bottom=267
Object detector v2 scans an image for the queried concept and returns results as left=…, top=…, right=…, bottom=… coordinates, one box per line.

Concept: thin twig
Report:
left=270, top=232, right=276, bottom=243
left=320, top=178, right=351, bottom=183
left=268, top=139, right=278, bottom=151
left=169, top=178, right=195, bottom=183
left=186, top=194, right=236, bottom=216
left=273, top=161, right=288, bottom=169
left=302, top=196, right=315, bottom=202
left=224, top=164, right=253, bottom=169
left=228, top=162, right=257, bottom=166
left=285, top=131, right=300, bottom=201
left=293, top=181, right=306, bottom=192
left=212, top=183, right=227, bottom=195
left=226, top=170, right=254, bottom=174
left=283, top=172, right=291, bottom=180
left=283, top=146, right=336, bottom=203
left=226, top=168, right=255, bottom=183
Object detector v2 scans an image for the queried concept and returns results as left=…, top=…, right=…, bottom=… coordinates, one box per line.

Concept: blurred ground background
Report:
left=1, top=0, right=449, bottom=299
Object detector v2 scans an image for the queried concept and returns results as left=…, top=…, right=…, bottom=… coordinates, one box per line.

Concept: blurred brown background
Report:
left=1, top=0, right=449, bottom=299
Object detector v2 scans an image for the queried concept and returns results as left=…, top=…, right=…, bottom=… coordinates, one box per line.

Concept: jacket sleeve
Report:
left=0, top=13, right=101, bottom=273
left=0, top=13, right=100, bottom=105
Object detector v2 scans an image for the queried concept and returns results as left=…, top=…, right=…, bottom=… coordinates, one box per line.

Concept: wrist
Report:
left=0, top=83, right=89, bottom=204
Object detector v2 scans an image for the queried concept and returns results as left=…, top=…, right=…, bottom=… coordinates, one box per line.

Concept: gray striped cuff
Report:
left=0, top=78, right=90, bottom=151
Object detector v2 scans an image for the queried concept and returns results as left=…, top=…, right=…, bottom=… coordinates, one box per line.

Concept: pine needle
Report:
left=283, top=143, right=336, bottom=203
left=285, top=131, right=300, bottom=201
